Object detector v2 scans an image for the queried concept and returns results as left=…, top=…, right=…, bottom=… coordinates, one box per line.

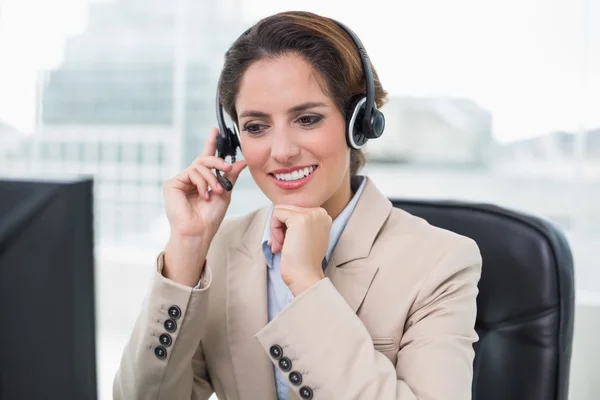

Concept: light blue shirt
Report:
left=261, top=176, right=366, bottom=400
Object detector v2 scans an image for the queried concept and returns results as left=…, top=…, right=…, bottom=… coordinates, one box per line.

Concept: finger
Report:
left=270, top=218, right=286, bottom=254
left=270, top=207, right=297, bottom=253
left=272, top=204, right=304, bottom=212
left=167, top=169, right=198, bottom=193
left=222, top=160, right=248, bottom=186
left=273, top=204, right=308, bottom=215
left=200, top=128, right=220, bottom=157
left=194, top=155, right=233, bottom=172
left=194, top=164, right=224, bottom=195
left=188, top=167, right=209, bottom=200
left=270, top=209, right=284, bottom=253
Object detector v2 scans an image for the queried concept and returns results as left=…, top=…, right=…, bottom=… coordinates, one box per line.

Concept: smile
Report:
left=269, top=165, right=318, bottom=190
left=273, top=165, right=316, bottom=181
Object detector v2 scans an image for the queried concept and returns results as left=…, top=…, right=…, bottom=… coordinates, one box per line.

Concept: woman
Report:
left=113, top=10, right=482, bottom=400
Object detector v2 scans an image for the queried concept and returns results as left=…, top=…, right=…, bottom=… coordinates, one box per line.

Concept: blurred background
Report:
left=0, top=0, right=598, bottom=398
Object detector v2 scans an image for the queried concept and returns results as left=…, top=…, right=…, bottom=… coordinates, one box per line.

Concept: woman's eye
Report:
left=243, top=124, right=266, bottom=135
left=297, top=115, right=322, bottom=126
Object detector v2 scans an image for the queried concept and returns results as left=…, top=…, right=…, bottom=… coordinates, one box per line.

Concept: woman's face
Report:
left=235, top=53, right=352, bottom=217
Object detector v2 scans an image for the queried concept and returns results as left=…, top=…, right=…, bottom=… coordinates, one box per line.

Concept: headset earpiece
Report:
left=346, top=96, right=369, bottom=149
left=346, top=95, right=386, bottom=150
left=216, top=127, right=240, bottom=161
left=213, top=127, right=238, bottom=191
left=368, top=108, right=385, bottom=139
left=215, top=93, right=241, bottom=191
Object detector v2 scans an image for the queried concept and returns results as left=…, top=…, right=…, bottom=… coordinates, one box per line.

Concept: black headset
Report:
left=214, top=19, right=385, bottom=191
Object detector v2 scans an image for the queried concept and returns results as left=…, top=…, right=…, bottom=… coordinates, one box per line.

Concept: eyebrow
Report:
left=238, top=102, right=328, bottom=119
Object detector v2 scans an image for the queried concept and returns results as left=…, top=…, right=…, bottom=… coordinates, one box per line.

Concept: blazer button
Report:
left=299, top=386, right=313, bottom=399
left=278, top=357, right=292, bottom=372
left=164, top=319, right=177, bottom=333
left=168, top=305, right=182, bottom=319
left=289, top=371, right=302, bottom=386
left=154, top=346, right=167, bottom=360
left=159, top=333, right=172, bottom=347
left=269, top=345, right=283, bottom=359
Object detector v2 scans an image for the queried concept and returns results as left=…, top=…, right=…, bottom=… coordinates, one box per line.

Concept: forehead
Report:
left=235, top=54, right=331, bottom=113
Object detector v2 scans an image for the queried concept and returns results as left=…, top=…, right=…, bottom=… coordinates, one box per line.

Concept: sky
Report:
left=0, top=0, right=598, bottom=142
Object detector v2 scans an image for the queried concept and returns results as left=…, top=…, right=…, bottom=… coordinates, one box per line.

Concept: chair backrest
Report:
left=390, top=199, right=575, bottom=400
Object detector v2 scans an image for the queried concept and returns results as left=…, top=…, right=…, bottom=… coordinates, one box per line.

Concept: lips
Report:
left=269, top=165, right=318, bottom=190
left=272, top=165, right=316, bottom=182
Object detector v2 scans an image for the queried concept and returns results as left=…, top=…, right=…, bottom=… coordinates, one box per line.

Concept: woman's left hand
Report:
left=269, top=205, right=332, bottom=296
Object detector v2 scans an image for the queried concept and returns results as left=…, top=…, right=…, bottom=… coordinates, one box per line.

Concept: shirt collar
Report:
left=261, top=175, right=367, bottom=268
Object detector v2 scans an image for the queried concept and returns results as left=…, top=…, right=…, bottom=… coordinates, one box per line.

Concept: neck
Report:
left=321, top=174, right=353, bottom=220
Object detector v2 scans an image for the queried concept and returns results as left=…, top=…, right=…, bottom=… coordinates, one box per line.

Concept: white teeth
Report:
left=274, top=166, right=316, bottom=181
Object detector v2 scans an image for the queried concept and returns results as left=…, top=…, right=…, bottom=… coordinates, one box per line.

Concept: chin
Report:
left=271, top=192, right=322, bottom=207
left=261, top=182, right=323, bottom=207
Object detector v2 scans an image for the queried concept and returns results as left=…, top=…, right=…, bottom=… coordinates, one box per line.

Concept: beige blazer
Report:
left=113, top=177, right=482, bottom=400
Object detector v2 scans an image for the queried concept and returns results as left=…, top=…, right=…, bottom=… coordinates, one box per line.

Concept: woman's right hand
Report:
left=162, top=128, right=247, bottom=286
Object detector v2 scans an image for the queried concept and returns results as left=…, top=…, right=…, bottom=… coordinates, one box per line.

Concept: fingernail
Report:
left=216, top=183, right=222, bottom=191
left=205, top=191, right=209, bottom=199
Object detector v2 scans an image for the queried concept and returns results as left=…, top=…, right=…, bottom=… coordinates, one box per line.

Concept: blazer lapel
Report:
left=325, top=257, right=379, bottom=313
left=326, top=177, right=393, bottom=313
left=226, top=208, right=278, bottom=400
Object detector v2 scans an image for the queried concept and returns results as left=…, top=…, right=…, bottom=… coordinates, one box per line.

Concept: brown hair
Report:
left=217, top=11, right=388, bottom=175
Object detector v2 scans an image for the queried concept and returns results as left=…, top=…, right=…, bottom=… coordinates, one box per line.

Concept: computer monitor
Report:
left=0, top=176, right=97, bottom=400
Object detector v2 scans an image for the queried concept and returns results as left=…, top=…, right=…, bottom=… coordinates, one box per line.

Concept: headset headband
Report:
left=217, top=18, right=376, bottom=127
left=331, top=20, right=376, bottom=131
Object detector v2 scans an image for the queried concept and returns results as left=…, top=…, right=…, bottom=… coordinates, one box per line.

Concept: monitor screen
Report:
left=0, top=177, right=97, bottom=400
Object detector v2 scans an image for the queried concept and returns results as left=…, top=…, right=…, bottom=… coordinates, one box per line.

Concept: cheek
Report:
left=316, top=128, right=349, bottom=165
left=239, top=138, right=268, bottom=169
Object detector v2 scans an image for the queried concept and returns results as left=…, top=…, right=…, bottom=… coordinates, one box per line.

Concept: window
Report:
left=101, top=143, right=120, bottom=163
left=141, top=142, right=159, bottom=164
left=83, top=142, right=99, bottom=163
left=121, top=143, right=138, bottom=164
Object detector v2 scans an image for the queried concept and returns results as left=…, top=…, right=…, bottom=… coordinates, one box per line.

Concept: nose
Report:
left=270, top=127, right=301, bottom=164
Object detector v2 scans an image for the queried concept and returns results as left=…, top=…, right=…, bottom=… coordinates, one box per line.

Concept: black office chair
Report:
left=390, top=199, right=575, bottom=400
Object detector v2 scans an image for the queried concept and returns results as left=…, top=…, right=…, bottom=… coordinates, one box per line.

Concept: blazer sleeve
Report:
left=254, top=239, right=482, bottom=400
left=113, top=252, right=215, bottom=400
